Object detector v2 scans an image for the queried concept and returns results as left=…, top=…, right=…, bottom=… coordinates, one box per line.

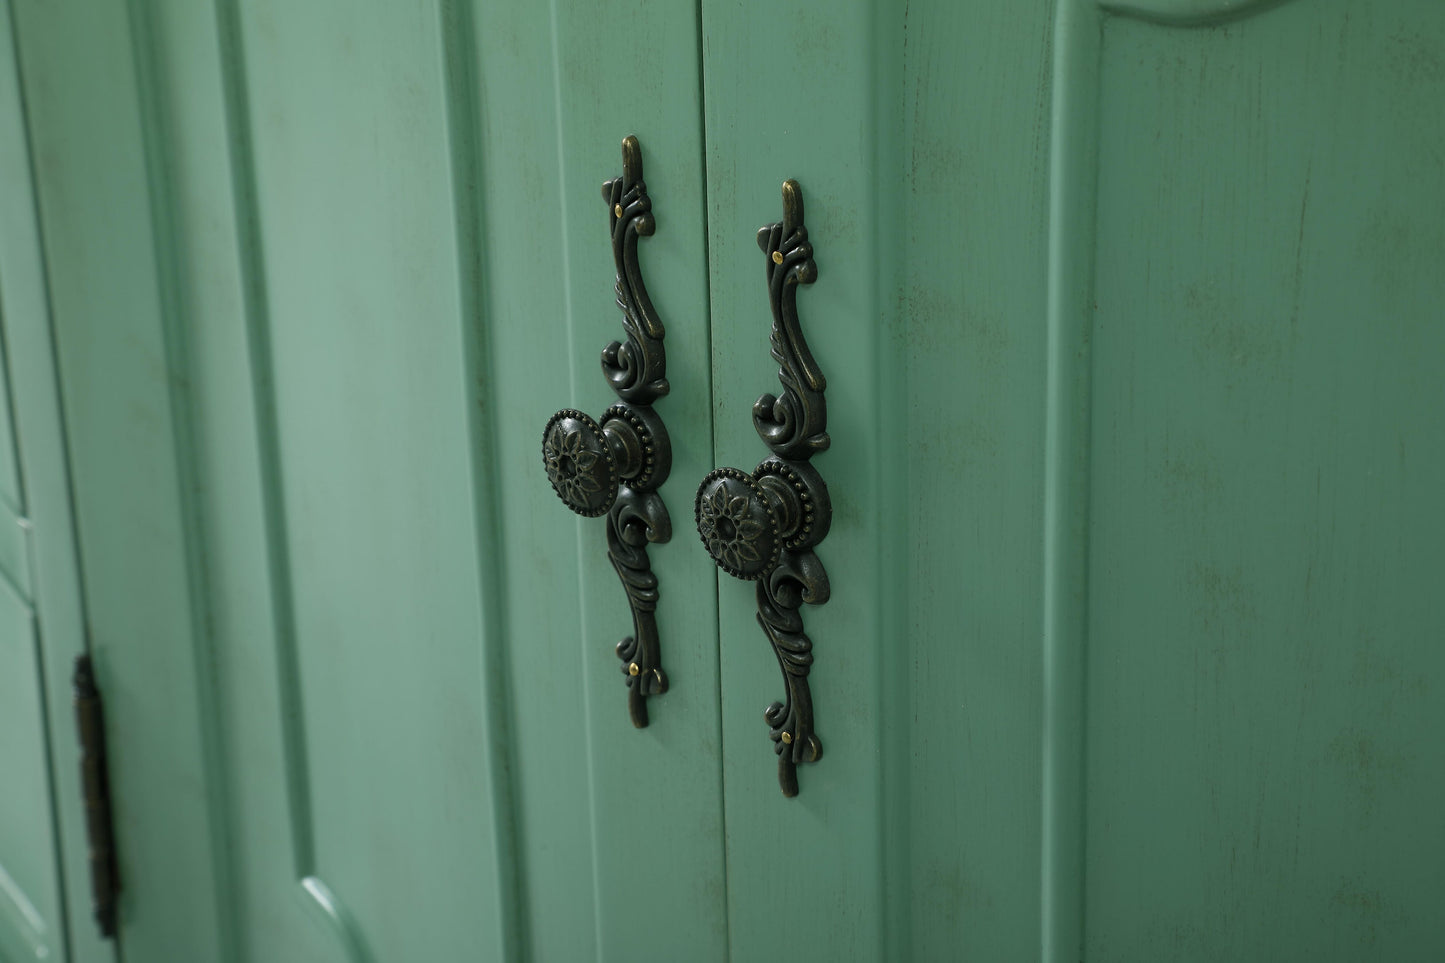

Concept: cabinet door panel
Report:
left=10, top=0, right=233, bottom=954
left=16, top=0, right=724, bottom=959
left=705, top=1, right=1445, bottom=961
left=0, top=6, right=118, bottom=961
left=468, top=2, right=728, bottom=958
left=1075, top=1, right=1445, bottom=958
left=700, top=1, right=1053, bottom=959
left=0, top=584, right=59, bottom=963
left=18, top=0, right=1445, bottom=959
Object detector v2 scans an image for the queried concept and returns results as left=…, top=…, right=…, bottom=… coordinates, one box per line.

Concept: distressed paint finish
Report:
left=7, top=0, right=1445, bottom=959
left=700, top=0, right=1054, bottom=959
left=700, top=1, right=900, bottom=954
left=12, top=0, right=723, bottom=959
left=898, top=3, right=1056, bottom=959
left=1045, top=0, right=1445, bottom=959
left=467, top=1, right=727, bottom=959
left=1083, top=1, right=1445, bottom=958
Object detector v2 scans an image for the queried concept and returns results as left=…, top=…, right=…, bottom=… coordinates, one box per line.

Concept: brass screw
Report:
left=614, top=204, right=624, bottom=218
left=772, top=250, right=784, bottom=265
left=780, top=731, right=793, bottom=744
left=628, top=663, right=640, bottom=676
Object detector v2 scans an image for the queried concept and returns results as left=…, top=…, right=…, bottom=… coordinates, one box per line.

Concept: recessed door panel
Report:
left=1047, top=2, right=1445, bottom=959
left=1065, top=0, right=1445, bottom=958
left=0, top=584, right=60, bottom=963
left=15, top=0, right=724, bottom=958
left=699, top=0, right=1055, bottom=958
left=467, top=1, right=728, bottom=958
left=15, top=0, right=1445, bottom=959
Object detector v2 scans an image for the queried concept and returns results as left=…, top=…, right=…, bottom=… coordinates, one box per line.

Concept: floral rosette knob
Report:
left=542, top=409, right=617, bottom=517
left=695, top=468, right=782, bottom=580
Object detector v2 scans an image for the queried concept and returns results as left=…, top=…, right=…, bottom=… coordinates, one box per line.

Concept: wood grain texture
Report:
left=469, top=1, right=727, bottom=960
left=1046, top=0, right=1445, bottom=959
left=701, top=1, right=894, bottom=955
left=1083, top=1, right=1445, bottom=958
left=18, top=0, right=726, bottom=959
left=12, top=0, right=1445, bottom=958
left=900, top=2, right=1056, bottom=960
left=702, top=1, right=1054, bottom=959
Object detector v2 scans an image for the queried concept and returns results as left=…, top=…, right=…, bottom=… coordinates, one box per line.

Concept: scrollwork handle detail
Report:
left=695, top=180, right=832, bottom=797
left=602, top=135, right=668, bottom=404
left=542, top=136, right=673, bottom=728
left=753, top=180, right=827, bottom=460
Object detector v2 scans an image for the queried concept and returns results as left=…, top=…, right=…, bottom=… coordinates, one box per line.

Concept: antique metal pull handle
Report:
left=695, top=180, right=832, bottom=797
left=542, top=135, right=672, bottom=728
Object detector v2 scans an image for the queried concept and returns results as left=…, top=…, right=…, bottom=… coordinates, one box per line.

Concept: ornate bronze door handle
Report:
left=542, top=135, right=671, bottom=728
left=695, top=180, right=832, bottom=797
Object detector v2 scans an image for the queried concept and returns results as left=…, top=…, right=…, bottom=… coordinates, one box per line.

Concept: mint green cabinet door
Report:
left=0, top=581, right=59, bottom=963
left=699, top=2, right=1047, bottom=957
left=701, top=0, right=1445, bottom=959
left=1072, top=2, right=1445, bottom=958
left=12, top=0, right=1445, bottom=960
left=0, top=4, right=120, bottom=961
left=12, top=0, right=724, bottom=960
left=0, top=55, right=51, bottom=955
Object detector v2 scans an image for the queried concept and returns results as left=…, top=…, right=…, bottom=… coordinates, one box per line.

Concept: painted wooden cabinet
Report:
left=3, top=0, right=1443, bottom=960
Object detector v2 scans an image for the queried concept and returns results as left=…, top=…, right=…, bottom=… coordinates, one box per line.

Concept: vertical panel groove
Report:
left=212, top=9, right=378, bottom=961
left=545, top=0, right=606, bottom=955
left=122, top=3, right=240, bottom=958
left=690, top=3, right=733, bottom=960
left=211, top=0, right=318, bottom=884
left=437, top=1, right=530, bottom=959
left=869, top=2, right=912, bottom=959
left=0, top=185, right=28, bottom=516
left=0, top=556, right=23, bottom=607
left=2, top=3, right=105, bottom=954
left=1041, top=2, right=1102, bottom=961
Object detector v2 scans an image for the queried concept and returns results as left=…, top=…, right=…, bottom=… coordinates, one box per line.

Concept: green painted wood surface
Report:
left=0, top=308, right=18, bottom=519
left=0, top=339, right=29, bottom=602
left=1045, top=0, right=1445, bottom=958
left=12, top=0, right=723, bottom=959
left=8, top=0, right=1445, bottom=959
left=1078, top=1, right=1445, bottom=958
left=466, top=3, right=727, bottom=960
left=9, top=0, right=236, bottom=956
left=0, top=3, right=120, bottom=961
left=699, top=1, right=1055, bottom=958
left=0, top=581, right=57, bottom=963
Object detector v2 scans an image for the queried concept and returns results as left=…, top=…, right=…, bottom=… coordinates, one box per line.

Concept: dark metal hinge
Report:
left=73, top=654, right=119, bottom=938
